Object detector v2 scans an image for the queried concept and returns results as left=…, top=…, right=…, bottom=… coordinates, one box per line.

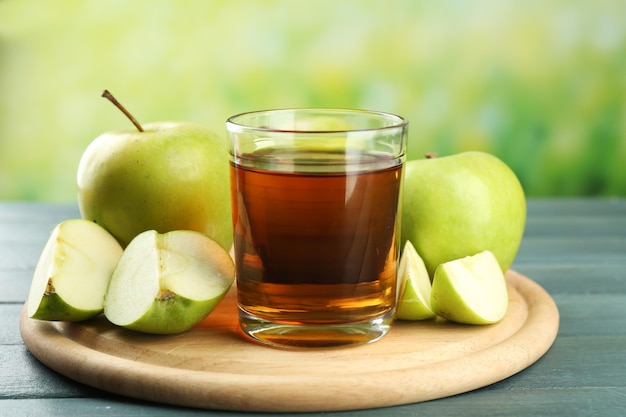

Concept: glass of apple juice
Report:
left=226, top=108, right=407, bottom=349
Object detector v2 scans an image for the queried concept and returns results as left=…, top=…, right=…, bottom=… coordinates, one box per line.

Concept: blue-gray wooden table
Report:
left=1, top=199, right=625, bottom=417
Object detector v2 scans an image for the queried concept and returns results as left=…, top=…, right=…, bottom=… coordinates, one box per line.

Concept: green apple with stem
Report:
left=431, top=250, right=509, bottom=324
left=77, top=90, right=232, bottom=249
left=401, top=151, right=526, bottom=278
left=27, top=219, right=123, bottom=321
left=104, top=229, right=235, bottom=334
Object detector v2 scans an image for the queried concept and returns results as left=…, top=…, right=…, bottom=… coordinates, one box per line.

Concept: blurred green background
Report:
left=1, top=0, right=625, bottom=201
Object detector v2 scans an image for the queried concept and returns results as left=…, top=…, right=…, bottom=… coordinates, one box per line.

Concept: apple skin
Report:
left=30, top=294, right=99, bottom=322
left=114, top=293, right=219, bottom=335
left=401, top=151, right=526, bottom=278
left=77, top=122, right=232, bottom=250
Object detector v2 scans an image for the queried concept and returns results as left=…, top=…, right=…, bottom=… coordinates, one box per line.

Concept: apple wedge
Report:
left=104, top=229, right=235, bottom=334
left=396, top=241, right=436, bottom=320
left=27, top=219, right=123, bottom=321
left=431, top=250, right=509, bottom=325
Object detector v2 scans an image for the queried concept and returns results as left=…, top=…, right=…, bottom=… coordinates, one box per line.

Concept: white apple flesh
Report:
left=104, top=229, right=235, bottom=334
left=27, top=219, right=123, bottom=321
left=430, top=250, right=509, bottom=325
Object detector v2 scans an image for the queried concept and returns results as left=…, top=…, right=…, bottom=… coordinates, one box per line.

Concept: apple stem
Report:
left=101, top=89, right=144, bottom=132
left=425, top=152, right=438, bottom=159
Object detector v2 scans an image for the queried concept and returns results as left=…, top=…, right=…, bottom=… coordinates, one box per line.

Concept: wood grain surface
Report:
left=19, top=270, right=559, bottom=413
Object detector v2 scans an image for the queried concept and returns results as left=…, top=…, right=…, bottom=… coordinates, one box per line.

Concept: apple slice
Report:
left=396, top=241, right=436, bottom=320
left=27, top=219, right=123, bottom=321
left=430, top=250, right=508, bottom=325
left=104, top=229, right=235, bottom=334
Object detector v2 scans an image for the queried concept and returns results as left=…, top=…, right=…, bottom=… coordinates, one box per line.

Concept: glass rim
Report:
left=226, top=107, right=408, bottom=134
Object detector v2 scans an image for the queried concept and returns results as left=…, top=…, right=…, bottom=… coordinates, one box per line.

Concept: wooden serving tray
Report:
left=20, top=270, right=559, bottom=413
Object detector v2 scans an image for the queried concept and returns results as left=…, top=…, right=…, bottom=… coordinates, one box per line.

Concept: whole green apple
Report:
left=77, top=91, right=232, bottom=250
left=401, top=151, right=526, bottom=277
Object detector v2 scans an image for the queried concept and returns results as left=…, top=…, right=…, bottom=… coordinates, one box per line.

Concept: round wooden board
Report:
left=19, top=270, right=559, bottom=413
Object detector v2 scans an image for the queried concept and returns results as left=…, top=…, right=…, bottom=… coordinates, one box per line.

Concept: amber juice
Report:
left=230, top=151, right=402, bottom=332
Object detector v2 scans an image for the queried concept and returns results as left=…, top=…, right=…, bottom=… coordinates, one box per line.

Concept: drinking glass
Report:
left=227, top=108, right=407, bottom=349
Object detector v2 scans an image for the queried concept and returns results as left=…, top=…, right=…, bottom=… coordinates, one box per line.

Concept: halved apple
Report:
left=104, top=229, right=235, bottom=334
left=27, top=219, right=123, bottom=321
left=396, top=241, right=436, bottom=320
left=430, top=250, right=509, bottom=325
